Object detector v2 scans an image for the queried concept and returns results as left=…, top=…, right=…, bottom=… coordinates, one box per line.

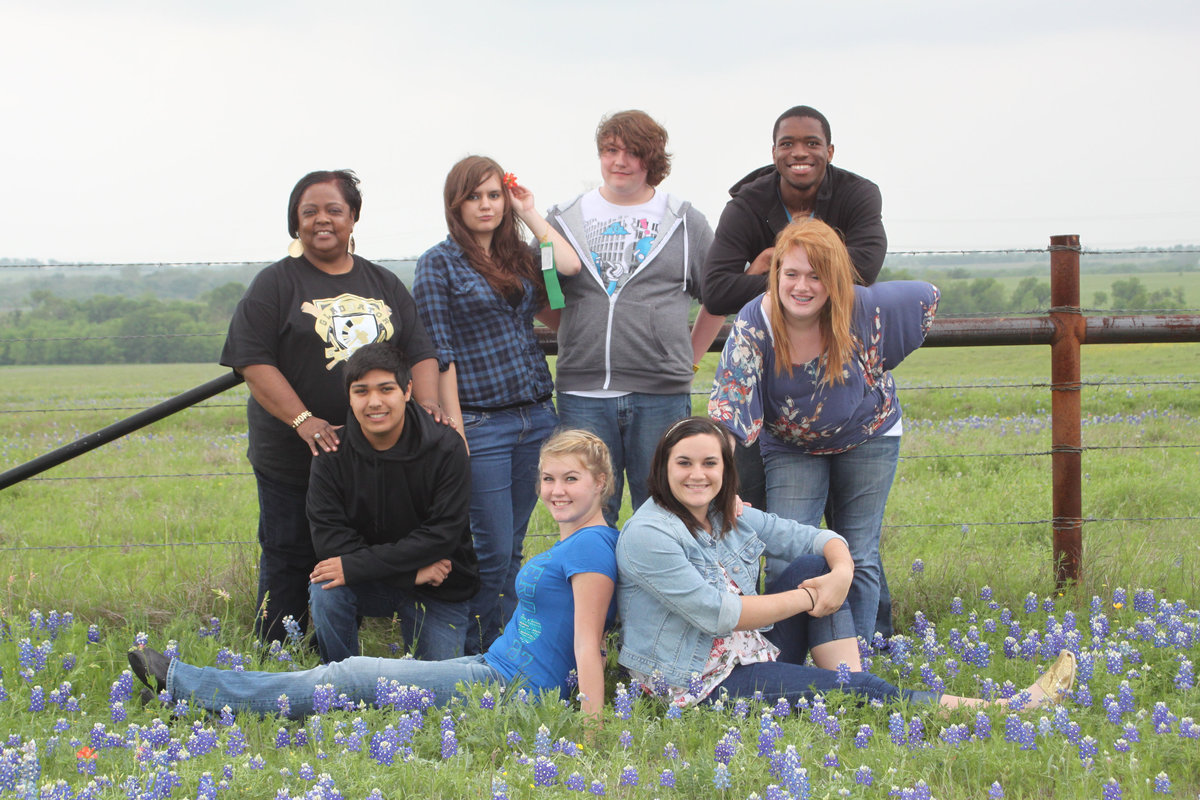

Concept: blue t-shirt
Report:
left=483, top=525, right=619, bottom=697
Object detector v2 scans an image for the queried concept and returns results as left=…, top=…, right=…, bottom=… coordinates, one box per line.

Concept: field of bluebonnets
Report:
left=1, top=342, right=1198, bottom=799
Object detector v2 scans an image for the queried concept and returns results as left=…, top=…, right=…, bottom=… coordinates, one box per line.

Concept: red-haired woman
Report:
left=709, top=218, right=939, bottom=644
left=415, top=156, right=581, bottom=653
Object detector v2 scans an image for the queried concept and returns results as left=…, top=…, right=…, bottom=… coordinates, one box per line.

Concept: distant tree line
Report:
left=0, top=284, right=244, bottom=365
left=879, top=270, right=1190, bottom=316
left=0, top=274, right=1191, bottom=365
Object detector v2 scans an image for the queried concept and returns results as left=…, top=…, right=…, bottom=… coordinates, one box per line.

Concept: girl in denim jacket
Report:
left=616, top=417, right=1074, bottom=710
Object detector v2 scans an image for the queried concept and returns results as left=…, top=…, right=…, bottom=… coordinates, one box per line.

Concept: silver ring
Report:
left=314, top=433, right=321, bottom=440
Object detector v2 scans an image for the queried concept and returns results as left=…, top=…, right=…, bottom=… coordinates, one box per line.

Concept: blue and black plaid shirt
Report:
left=414, top=237, right=554, bottom=409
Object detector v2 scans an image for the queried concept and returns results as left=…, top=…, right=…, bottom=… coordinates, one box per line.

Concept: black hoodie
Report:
left=701, top=163, right=886, bottom=316
left=306, top=401, right=479, bottom=603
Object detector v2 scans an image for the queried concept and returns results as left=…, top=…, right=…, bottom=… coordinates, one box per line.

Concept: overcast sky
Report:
left=3, top=0, right=1197, bottom=264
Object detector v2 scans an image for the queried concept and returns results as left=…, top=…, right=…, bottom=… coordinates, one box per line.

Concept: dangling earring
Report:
left=288, top=238, right=304, bottom=258
left=348, top=235, right=355, bottom=255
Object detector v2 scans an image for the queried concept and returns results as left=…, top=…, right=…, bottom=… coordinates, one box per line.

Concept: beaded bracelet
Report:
left=291, top=410, right=313, bottom=429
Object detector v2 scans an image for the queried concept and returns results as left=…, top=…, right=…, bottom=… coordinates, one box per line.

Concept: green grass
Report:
left=1, top=345, right=1198, bottom=798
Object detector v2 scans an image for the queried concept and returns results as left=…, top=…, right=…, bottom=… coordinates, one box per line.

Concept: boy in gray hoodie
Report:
left=546, top=110, right=721, bottom=524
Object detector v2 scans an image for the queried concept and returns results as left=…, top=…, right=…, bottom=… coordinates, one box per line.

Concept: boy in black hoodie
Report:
left=306, top=343, right=478, bottom=663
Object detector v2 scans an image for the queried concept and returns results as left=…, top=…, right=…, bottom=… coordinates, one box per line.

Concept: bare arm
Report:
left=434, top=363, right=467, bottom=448
left=240, top=363, right=341, bottom=455
left=734, top=585, right=817, bottom=631
left=571, top=571, right=614, bottom=719
left=798, top=537, right=854, bottom=617
left=690, top=306, right=728, bottom=366
left=410, top=356, right=454, bottom=428
left=509, top=182, right=582, bottom=276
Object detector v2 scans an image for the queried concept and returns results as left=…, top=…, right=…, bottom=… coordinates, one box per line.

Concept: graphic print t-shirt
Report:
left=483, top=525, right=619, bottom=697
left=580, top=189, right=667, bottom=295
left=221, top=255, right=436, bottom=483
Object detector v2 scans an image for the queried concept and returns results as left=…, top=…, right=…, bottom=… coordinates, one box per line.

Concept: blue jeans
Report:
left=763, top=435, right=901, bottom=643
left=308, top=581, right=470, bottom=663
left=556, top=392, right=691, bottom=525
left=253, top=469, right=318, bottom=645
left=168, top=654, right=503, bottom=719
left=701, top=554, right=935, bottom=707
left=460, top=399, right=557, bottom=654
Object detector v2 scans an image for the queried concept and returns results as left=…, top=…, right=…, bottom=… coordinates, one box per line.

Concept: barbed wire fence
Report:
left=2, top=245, right=1199, bottom=560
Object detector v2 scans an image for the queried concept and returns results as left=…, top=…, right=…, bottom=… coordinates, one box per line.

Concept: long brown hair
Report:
left=443, top=156, right=545, bottom=304
left=767, top=218, right=856, bottom=384
left=648, top=417, right=739, bottom=538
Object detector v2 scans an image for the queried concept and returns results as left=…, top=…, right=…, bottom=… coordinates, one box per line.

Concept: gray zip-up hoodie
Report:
left=547, top=190, right=714, bottom=395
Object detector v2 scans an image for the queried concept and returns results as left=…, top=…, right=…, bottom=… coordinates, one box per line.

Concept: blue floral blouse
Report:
left=708, top=281, right=939, bottom=456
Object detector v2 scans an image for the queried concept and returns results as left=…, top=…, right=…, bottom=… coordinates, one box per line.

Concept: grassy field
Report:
left=1, top=343, right=1198, bottom=798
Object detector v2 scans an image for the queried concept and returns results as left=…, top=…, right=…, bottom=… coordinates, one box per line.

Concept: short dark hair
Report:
left=772, top=105, right=832, bottom=145
left=288, top=170, right=362, bottom=239
left=596, top=110, right=672, bottom=187
left=647, top=416, right=739, bottom=538
left=344, top=343, right=411, bottom=391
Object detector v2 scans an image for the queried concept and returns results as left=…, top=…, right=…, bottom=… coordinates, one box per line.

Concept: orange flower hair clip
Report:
left=502, top=172, right=518, bottom=189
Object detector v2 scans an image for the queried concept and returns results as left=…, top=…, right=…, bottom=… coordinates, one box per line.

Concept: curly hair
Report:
left=595, top=110, right=672, bottom=187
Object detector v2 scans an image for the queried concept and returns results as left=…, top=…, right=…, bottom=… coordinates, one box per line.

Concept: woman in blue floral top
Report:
left=708, top=218, right=938, bottom=643
left=415, top=156, right=581, bottom=654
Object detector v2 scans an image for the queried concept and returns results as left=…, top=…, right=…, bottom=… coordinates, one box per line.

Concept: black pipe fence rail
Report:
left=3, top=236, right=1200, bottom=585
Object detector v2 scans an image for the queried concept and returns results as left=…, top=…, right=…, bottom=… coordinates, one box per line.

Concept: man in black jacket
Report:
left=702, top=105, right=893, bottom=638
left=702, top=105, right=886, bottom=318
left=306, top=343, right=478, bottom=663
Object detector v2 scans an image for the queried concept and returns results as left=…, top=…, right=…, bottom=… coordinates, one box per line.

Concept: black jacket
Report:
left=701, top=163, right=887, bottom=315
left=307, top=401, right=479, bottom=603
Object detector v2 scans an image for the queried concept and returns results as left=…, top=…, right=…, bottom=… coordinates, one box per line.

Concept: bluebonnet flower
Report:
left=1179, top=717, right=1199, bottom=738
left=480, top=690, right=495, bottom=710
left=939, top=723, right=969, bottom=746
left=835, top=661, right=852, bottom=685
left=224, top=726, right=247, bottom=757
left=1023, top=593, right=1038, bottom=614
left=274, top=727, right=289, bottom=749
left=276, top=694, right=290, bottom=718
left=666, top=704, right=683, bottom=719
left=618, top=730, right=632, bottom=749
left=659, top=768, right=676, bottom=787
left=564, top=772, right=585, bottom=792
left=1041, top=596, right=1055, bottom=613
left=1151, top=701, right=1176, bottom=734
left=1133, top=589, right=1155, bottom=612
left=1113, top=737, right=1131, bottom=752
left=854, top=765, right=873, bottom=786
left=773, top=696, right=791, bottom=717
left=589, top=779, right=606, bottom=795
left=950, top=597, right=963, bottom=614
left=28, top=686, right=45, bottom=712
left=711, top=763, right=730, bottom=789
left=533, top=756, right=557, bottom=787
left=911, top=559, right=924, bottom=574
left=988, top=782, right=1004, bottom=798
left=1077, top=735, right=1097, bottom=764
left=620, top=765, right=639, bottom=787
left=823, top=716, right=841, bottom=738
left=854, top=723, right=873, bottom=748
left=973, top=711, right=991, bottom=740
left=662, top=742, right=678, bottom=760
left=613, top=684, right=633, bottom=720
left=87, top=624, right=101, bottom=644
left=440, top=729, right=458, bottom=758
left=907, top=715, right=926, bottom=747
left=822, top=750, right=839, bottom=767
left=311, top=683, right=335, bottom=714
left=733, top=698, right=750, bottom=718
left=1111, top=586, right=1127, bottom=608
left=1152, top=772, right=1171, bottom=794
left=1174, top=658, right=1194, bottom=690
left=1072, top=682, right=1092, bottom=707
left=887, top=712, right=906, bottom=745
left=1101, top=778, right=1121, bottom=799
left=61, top=654, right=76, bottom=671
left=505, top=730, right=522, bottom=748
left=714, top=734, right=736, bottom=765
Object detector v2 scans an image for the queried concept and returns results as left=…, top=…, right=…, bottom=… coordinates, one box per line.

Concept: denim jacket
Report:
left=616, top=500, right=844, bottom=686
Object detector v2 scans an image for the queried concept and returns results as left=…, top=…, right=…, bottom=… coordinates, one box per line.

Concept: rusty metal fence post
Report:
left=1049, top=234, right=1083, bottom=584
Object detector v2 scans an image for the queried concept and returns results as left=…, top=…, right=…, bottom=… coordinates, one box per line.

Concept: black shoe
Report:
left=128, top=647, right=170, bottom=694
